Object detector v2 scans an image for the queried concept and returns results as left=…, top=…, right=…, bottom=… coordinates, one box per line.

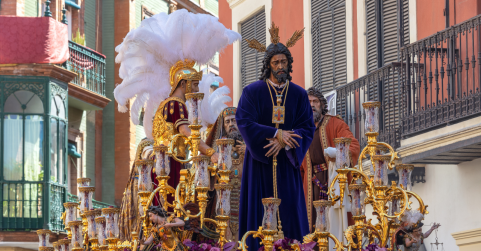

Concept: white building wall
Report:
left=365, top=158, right=481, bottom=251
left=411, top=159, right=481, bottom=251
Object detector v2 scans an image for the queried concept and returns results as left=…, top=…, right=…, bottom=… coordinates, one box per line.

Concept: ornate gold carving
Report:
left=245, top=22, right=305, bottom=52
left=362, top=101, right=381, bottom=108
left=285, top=28, right=305, bottom=48
left=333, top=137, right=352, bottom=145
left=269, top=22, right=280, bottom=45
left=153, top=97, right=186, bottom=147
left=244, top=39, right=267, bottom=52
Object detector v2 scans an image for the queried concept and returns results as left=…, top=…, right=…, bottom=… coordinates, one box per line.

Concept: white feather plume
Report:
left=199, top=73, right=231, bottom=132
left=113, top=9, right=241, bottom=139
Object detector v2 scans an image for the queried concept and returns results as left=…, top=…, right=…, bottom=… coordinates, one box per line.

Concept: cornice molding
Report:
left=452, top=228, right=481, bottom=247
left=227, top=0, right=246, bottom=9
left=0, top=64, right=77, bottom=84
left=68, top=82, right=111, bottom=109
left=398, top=121, right=481, bottom=158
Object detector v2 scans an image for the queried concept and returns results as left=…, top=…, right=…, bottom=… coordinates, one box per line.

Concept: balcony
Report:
left=399, top=15, right=481, bottom=137
left=64, top=41, right=110, bottom=110
left=337, top=14, right=481, bottom=164
left=336, top=62, right=404, bottom=150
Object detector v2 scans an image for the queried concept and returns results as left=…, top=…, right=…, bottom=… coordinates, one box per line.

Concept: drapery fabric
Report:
left=0, top=16, right=69, bottom=64
left=4, top=115, right=24, bottom=181
left=24, top=115, right=44, bottom=182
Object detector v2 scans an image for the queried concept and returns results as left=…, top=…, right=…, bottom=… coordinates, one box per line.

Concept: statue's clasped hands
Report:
left=264, top=130, right=302, bottom=157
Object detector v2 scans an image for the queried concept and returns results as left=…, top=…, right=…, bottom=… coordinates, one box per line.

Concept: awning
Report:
left=66, top=0, right=81, bottom=9
left=68, top=143, right=81, bottom=158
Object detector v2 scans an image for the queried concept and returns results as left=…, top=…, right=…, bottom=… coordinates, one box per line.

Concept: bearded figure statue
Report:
left=204, top=107, right=246, bottom=247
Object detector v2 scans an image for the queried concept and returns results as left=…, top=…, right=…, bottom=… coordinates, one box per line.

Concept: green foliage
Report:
left=72, top=29, right=86, bottom=46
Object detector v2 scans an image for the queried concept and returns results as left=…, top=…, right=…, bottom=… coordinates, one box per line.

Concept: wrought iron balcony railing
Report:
left=65, top=41, right=106, bottom=96
left=336, top=63, right=403, bottom=150
left=400, top=14, right=481, bottom=136
left=337, top=14, right=481, bottom=150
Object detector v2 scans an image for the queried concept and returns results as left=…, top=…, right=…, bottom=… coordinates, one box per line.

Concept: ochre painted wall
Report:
left=271, top=0, right=305, bottom=88
left=219, top=0, right=234, bottom=106
left=114, top=0, right=137, bottom=206
left=417, top=0, right=481, bottom=40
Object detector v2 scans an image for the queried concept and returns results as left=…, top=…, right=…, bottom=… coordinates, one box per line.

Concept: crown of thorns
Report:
left=244, top=22, right=305, bottom=52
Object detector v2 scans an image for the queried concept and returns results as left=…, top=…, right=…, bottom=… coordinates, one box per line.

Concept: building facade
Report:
left=0, top=0, right=218, bottom=249
left=219, top=0, right=481, bottom=250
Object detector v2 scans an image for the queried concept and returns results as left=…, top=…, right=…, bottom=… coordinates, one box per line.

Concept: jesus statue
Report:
left=236, top=23, right=315, bottom=250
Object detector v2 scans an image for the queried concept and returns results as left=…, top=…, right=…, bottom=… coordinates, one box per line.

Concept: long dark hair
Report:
left=259, top=43, right=294, bottom=81
left=147, top=206, right=169, bottom=218
left=307, top=87, right=328, bottom=115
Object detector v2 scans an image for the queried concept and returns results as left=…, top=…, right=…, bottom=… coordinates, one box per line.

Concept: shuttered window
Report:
left=365, top=0, right=410, bottom=129
left=205, top=0, right=219, bottom=16
left=311, top=0, right=347, bottom=94
left=240, top=11, right=266, bottom=88
left=366, top=0, right=410, bottom=69
left=311, top=0, right=347, bottom=116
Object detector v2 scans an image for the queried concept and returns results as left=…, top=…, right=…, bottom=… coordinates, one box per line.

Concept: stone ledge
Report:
left=0, top=64, right=77, bottom=84
left=452, top=228, right=481, bottom=249
left=68, top=82, right=111, bottom=109
left=398, top=116, right=481, bottom=158
left=227, top=0, right=246, bottom=9
left=0, top=231, right=67, bottom=243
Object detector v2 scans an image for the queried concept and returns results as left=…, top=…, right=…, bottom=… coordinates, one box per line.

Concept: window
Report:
left=365, top=0, right=410, bottom=72
left=240, top=11, right=266, bottom=88
left=311, top=0, right=347, bottom=94
left=2, top=90, right=45, bottom=221
left=365, top=0, right=410, bottom=127
left=3, top=91, right=45, bottom=182
left=50, top=95, right=67, bottom=184
left=311, top=0, right=347, bottom=116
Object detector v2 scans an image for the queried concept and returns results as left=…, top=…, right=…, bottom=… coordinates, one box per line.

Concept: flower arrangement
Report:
left=183, top=239, right=236, bottom=251
left=257, top=237, right=316, bottom=251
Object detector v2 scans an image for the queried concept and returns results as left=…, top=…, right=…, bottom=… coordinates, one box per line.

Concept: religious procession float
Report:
left=36, top=101, right=431, bottom=251
left=36, top=9, right=432, bottom=251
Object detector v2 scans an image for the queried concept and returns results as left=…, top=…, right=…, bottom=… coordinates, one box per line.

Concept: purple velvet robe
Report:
left=236, top=80, right=315, bottom=250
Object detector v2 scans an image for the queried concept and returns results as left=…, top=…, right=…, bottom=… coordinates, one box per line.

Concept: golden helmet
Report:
left=169, top=59, right=203, bottom=96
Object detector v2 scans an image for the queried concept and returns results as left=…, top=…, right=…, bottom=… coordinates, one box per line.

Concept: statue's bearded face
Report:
left=223, top=115, right=238, bottom=135
left=223, top=114, right=243, bottom=141
left=308, top=95, right=324, bottom=123
left=269, top=54, right=288, bottom=83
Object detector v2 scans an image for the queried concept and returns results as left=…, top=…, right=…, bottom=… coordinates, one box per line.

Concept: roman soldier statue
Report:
left=114, top=9, right=240, bottom=240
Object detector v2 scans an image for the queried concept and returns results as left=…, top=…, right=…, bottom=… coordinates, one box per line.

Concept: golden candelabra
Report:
left=37, top=98, right=430, bottom=251
left=238, top=101, right=429, bottom=251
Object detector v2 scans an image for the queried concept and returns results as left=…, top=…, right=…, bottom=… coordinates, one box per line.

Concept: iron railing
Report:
left=337, top=14, right=481, bottom=149
left=400, top=14, right=481, bottom=136
left=336, top=63, right=403, bottom=150
left=65, top=41, right=106, bottom=96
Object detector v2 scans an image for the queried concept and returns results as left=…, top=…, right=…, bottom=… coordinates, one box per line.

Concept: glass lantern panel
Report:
left=350, top=189, right=365, bottom=216
left=215, top=189, right=231, bottom=216
left=314, top=205, right=330, bottom=232
left=261, top=202, right=279, bottom=231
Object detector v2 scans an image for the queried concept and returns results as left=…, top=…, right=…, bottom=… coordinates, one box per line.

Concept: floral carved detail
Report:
left=50, top=83, right=67, bottom=100
left=4, top=82, right=46, bottom=100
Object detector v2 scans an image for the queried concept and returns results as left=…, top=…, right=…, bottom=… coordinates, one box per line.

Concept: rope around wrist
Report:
left=277, top=129, right=287, bottom=148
